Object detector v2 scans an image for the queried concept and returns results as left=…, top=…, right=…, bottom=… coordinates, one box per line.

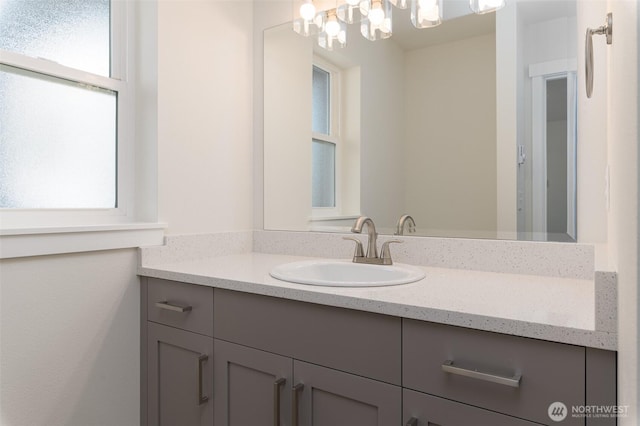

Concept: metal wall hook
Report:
left=585, top=12, right=613, bottom=98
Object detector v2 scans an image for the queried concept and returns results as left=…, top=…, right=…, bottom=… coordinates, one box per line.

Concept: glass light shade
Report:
left=317, top=10, right=347, bottom=50
left=300, top=1, right=316, bottom=19
left=469, top=0, right=505, bottom=14
left=337, top=1, right=362, bottom=24
left=359, top=0, right=392, bottom=41
left=293, top=0, right=321, bottom=36
left=411, top=0, right=442, bottom=28
left=389, top=0, right=409, bottom=9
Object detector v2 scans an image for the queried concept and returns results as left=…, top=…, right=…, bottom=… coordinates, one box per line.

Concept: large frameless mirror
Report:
left=264, top=0, right=582, bottom=242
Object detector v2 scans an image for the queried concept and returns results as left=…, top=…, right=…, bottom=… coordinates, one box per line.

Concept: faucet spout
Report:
left=395, top=214, right=416, bottom=236
left=351, top=216, right=378, bottom=258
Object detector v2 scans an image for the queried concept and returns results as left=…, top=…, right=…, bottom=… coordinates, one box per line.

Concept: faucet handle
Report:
left=380, top=240, right=403, bottom=265
left=343, top=237, right=365, bottom=259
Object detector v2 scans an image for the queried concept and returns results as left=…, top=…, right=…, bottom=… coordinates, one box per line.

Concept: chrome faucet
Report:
left=395, top=214, right=416, bottom=236
left=344, top=216, right=402, bottom=265
left=351, top=216, right=378, bottom=259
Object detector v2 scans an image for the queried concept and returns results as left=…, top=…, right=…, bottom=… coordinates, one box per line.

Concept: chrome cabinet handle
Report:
left=406, top=417, right=418, bottom=426
left=197, top=354, right=209, bottom=405
left=156, top=301, right=192, bottom=313
left=273, top=378, right=286, bottom=426
left=291, top=383, right=304, bottom=426
left=441, top=360, right=521, bottom=388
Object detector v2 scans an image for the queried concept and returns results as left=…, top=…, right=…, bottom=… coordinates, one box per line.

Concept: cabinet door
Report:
left=214, top=339, right=292, bottom=426
left=403, top=389, right=540, bottom=426
left=147, top=322, right=213, bottom=426
left=293, top=360, right=401, bottom=426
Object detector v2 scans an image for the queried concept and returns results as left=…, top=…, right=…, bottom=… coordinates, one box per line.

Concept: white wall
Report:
left=263, top=24, right=312, bottom=230
left=404, top=33, right=497, bottom=236
left=357, top=40, right=406, bottom=229
left=253, top=1, right=291, bottom=231
left=606, top=0, right=639, bottom=422
left=157, top=0, right=254, bottom=235
left=576, top=2, right=608, bottom=244
left=341, top=67, right=362, bottom=218
left=496, top=0, right=518, bottom=238
left=0, top=249, right=140, bottom=426
left=135, top=0, right=159, bottom=223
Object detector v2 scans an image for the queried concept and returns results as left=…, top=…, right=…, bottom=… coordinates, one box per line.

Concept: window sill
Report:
left=309, top=215, right=361, bottom=222
left=0, top=223, right=166, bottom=259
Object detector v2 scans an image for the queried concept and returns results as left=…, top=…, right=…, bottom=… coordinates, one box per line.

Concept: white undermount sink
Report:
left=269, top=259, right=426, bottom=287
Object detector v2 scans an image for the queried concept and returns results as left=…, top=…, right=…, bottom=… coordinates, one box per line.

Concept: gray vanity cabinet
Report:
left=141, top=277, right=616, bottom=426
left=147, top=322, right=213, bottom=426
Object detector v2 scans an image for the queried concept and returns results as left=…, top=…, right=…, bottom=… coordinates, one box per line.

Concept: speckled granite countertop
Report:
left=138, top=249, right=616, bottom=350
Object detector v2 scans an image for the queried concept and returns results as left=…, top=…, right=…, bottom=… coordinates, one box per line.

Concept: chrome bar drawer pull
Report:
left=156, top=301, right=193, bottom=313
left=441, top=360, right=521, bottom=388
left=197, top=354, right=209, bottom=405
left=273, top=378, right=286, bottom=426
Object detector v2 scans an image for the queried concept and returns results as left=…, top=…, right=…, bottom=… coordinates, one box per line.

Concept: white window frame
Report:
left=0, top=1, right=135, bottom=229
left=0, top=2, right=165, bottom=258
left=311, top=56, right=343, bottom=218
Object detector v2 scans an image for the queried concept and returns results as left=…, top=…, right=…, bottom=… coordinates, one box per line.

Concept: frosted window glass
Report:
left=312, top=139, right=335, bottom=208
left=0, top=0, right=110, bottom=76
left=0, top=65, right=116, bottom=208
left=312, top=66, right=330, bottom=135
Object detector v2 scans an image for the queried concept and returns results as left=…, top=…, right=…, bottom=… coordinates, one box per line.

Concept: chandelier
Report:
left=293, top=0, right=506, bottom=50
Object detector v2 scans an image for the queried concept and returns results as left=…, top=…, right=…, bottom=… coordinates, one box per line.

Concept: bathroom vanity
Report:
left=139, top=233, right=617, bottom=426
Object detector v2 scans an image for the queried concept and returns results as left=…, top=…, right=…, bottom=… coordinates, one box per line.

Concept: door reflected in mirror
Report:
left=524, top=74, right=577, bottom=242
left=264, top=0, right=579, bottom=242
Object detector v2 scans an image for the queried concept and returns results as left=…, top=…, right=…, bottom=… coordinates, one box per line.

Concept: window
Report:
left=0, top=0, right=132, bottom=226
left=311, top=60, right=340, bottom=214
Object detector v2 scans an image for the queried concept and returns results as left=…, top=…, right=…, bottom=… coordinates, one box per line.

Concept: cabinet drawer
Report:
left=214, top=289, right=401, bottom=385
left=403, top=388, right=539, bottom=426
left=147, top=278, right=213, bottom=336
left=403, top=319, right=584, bottom=425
